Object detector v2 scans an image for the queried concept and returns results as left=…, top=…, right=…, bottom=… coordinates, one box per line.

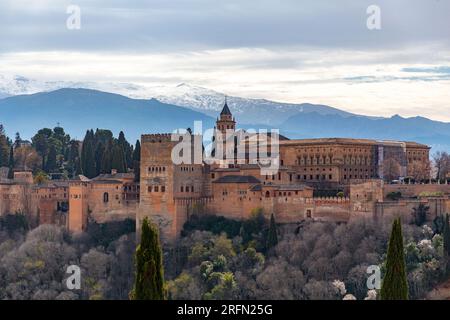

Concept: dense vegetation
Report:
left=166, top=213, right=450, bottom=300
left=0, top=215, right=136, bottom=300
left=1, top=211, right=449, bottom=300
left=0, top=124, right=140, bottom=180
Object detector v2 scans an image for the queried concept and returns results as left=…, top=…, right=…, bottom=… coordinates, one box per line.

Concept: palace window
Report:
left=154, top=186, right=159, bottom=192
left=103, top=192, right=109, bottom=203
left=161, top=186, right=165, bottom=192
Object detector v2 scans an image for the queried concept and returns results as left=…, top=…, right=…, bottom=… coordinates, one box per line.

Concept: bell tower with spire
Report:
left=216, top=96, right=236, bottom=134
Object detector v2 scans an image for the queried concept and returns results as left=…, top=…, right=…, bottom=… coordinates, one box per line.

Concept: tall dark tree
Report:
left=133, top=140, right=141, bottom=182
left=67, top=140, right=81, bottom=177
left=111, top=144, right=126, bottom=173
left=266, top=213, right=278, bottom=251
left=95, top=143, right=105, bottom=175
left=131, top=218, right=165, bottom=300
left=381, top=218, right=408, bottom=300
left=14, top=132, right=21, bottom=148
left=133, top=140, right=141, bottom=162
left=101, top=144, right=112, bottom=174
left=118, top=131, right=132, bottom=169
left=45, top=145, right=57, bottom=172
left=32, top=128, right=52, bottom=169
left=7, top=145, right=14, bottom=179
left=0, top=124, right=9, bottom=167
left=81, top=130, right=96, bottom=178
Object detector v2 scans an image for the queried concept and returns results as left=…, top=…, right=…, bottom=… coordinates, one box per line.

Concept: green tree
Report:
left=133, top=140, right=141, bottom=182
left=266, top=213, right=278, bottom=251
left=0, top=124, right=9, bottom=167
left=7, top=145, right=14, bottom=179
left=118, top=131, right=132, bottom=169
left=67, top=140, right=80, bottom=177
left=131, top=218, right=165, bottom=300
left=381, top=218, right=408, bottom=300
left=45, top=145, right=57, bottom=172
left=412, top=203, right=429, bottom=226
left=111, top=144, right=126, bottom=173
left=81, top=130, right=96, bottom=178
left=34, top=170, right=49, bottom=185
left=95, top=143, right=105, bottom=175
left=101, top=144, right=112, bottom=174
left=32, top=128, right=52, bottom=169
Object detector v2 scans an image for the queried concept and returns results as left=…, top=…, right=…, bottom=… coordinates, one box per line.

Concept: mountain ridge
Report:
left=0, top=83, right=449, bottom=152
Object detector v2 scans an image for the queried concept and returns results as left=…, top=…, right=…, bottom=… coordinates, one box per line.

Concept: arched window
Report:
left=103, top=192, right=109, bottom=203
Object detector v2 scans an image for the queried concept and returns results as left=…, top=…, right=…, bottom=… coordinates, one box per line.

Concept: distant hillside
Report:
left=0, top=75, right=359, bottom=125
left=0, top=88, right=215, bottom=143
left=1, top=88, right=449, bottom=153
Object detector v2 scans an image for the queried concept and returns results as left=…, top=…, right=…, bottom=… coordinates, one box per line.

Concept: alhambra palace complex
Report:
left=1, top=102, right=450, bottom=242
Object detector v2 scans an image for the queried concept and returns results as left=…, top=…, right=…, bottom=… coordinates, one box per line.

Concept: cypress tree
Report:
left=111, top=144, right=126, bottom=173
left=133, top=140, right=141, bottom=162
left=118, top=131, right=132, bottom=169
left=95, top=143, right=105, bottom=175
left=133, top=140, right=141, bottom=182
left=131, top=217, right=165, bottom=300
left=381, top=218, right=408, bottom=300
left=101, top=145, right=112, bottom=174
left=266, top=213, right=278, bottom=251
left=81, top=130, right=96, bottom=178
left=7, top=145, right=14, bottom=179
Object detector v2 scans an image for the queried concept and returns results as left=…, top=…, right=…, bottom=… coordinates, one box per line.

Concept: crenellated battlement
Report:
left=141, top=133, right=173, bottom=143
left=306, top=196, right=350, bottom=204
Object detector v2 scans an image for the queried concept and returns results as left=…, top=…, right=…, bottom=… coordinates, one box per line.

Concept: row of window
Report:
left=264, top=172, right=334, bottom=181
left=180, top=186, right=195, bottom=192
left=148, top=186, right=166, bottom=193
left=148, top=166, right=166, bottom=172
left=408, top=151, right=426, bottom=156
left=343, top=174, right=374, bottom=180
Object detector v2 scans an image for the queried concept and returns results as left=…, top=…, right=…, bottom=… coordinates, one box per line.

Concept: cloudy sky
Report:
left=0, top=0, right=449, bottom=120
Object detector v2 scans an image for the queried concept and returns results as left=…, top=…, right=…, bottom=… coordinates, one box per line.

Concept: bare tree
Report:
left=432, top=151, right=450, bottom=181
left=14, top=146, right=42, bottom=172
left=409, top=160, right=431, bottom=182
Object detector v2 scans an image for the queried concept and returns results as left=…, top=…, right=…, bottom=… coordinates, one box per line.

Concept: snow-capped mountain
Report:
left=0, top=75, right=354, bottom=125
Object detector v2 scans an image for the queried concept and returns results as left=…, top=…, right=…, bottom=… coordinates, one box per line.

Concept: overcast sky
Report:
left=0, top=0, right=449, bottom=120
